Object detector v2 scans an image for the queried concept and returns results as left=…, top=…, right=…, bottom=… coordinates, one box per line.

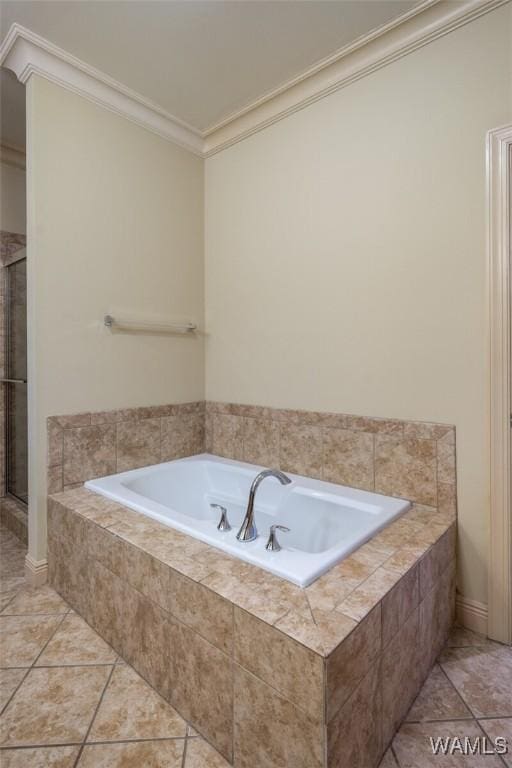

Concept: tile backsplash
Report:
left=47, top=400, right=456, bottom=514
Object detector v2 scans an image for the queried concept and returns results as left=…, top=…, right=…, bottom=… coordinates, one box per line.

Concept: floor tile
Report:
left=393, top=720, right=505, bottom=766
left=406, top=665, right=472, bottom=722
left=0, top=577, right=26, bottom=611
left=36, top=614, right=117, bottom=666
left=88, top=664, right=187, bottom=742
left=478, top=718, right=512, bottom=768
left=1, top=586, right=68, bottom=616
left=78, top=739, right=185, bottom=767
left=0, top=746, right=80, bottom=767
left=0, top=615, right=62, bottom=667
left=440, top=645, right=512, bottom=718
left=448, top=626, right=501, bottom=649
left=0, top=668, right=26, bottom=710
left=0, top=665, right=111, bottom=746
left=378, top=748, right=399, bottom=767
left=185, top=737, right=233, bottom=767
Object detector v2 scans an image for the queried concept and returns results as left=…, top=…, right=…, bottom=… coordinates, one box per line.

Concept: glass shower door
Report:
left=4, top=254, right=28, bottom=504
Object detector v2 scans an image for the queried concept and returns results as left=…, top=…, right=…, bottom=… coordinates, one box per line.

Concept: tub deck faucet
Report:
left=236, top=469, right=291, bottom=542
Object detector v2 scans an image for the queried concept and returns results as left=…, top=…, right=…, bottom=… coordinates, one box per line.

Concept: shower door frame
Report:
left=487, top=124, right=512, bottom=645
left=3, top=249, right=28, bottom=506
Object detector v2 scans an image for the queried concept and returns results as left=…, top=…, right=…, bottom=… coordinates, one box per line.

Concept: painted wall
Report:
left=205, top=6, right=512, bottom=608
left=27, top=76, right=204, bottom=561
left=1, top=160, right=26, bottom=234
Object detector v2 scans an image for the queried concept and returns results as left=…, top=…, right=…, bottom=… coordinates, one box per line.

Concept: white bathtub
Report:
left=85, top=454, right=410, bottom=587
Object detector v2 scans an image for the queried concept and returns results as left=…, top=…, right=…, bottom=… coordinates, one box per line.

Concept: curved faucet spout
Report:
left=236, top=469, right=292, bottom=543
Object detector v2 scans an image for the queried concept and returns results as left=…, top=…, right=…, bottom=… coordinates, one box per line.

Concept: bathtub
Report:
left=85, top=454, right=410, bottom=587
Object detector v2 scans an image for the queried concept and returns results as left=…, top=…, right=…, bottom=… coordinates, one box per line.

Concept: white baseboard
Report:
left=24, top=554, right=48, bottom=587
left=456, top=595, right=488, bottom=636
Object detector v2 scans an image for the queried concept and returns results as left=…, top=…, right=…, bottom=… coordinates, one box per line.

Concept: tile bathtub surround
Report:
left=47, top=401, right=205, bottom=493
left=47, top=486, right=456, bottom=767
left=204, top=401, right=457, bottom=507
left=48, top=400, right=456, bottom=505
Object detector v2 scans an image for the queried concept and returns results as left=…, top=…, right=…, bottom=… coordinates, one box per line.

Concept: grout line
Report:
left=477, top=718, right=511, bottom=768
left=0, top=736, right=189, bottom=751
left=437, top=659, right=480, bottom=721
left=72, top=663, right=116, bottom=767
left=181, top=733, right=189, bottom=768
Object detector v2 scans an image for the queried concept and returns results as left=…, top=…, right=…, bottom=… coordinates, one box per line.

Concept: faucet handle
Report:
left=265, top=524, right=290, bottom=552
left=210, top=503, right=231, bottom=532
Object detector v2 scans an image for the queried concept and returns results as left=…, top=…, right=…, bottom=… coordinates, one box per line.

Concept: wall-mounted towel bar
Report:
left=104, top=315, right=197, bottom=334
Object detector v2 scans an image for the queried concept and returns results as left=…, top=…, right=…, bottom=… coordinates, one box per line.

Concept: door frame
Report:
left=487, top=124, right=512, bottom=644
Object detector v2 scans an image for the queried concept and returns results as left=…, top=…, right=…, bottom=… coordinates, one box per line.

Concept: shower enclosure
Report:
left=2, top=250, right=28, bottom=505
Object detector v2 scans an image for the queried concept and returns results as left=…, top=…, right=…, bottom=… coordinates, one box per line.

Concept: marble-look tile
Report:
left=279, top=423, right=323, bottom=478
left=439, top=645, right=512, bottom=718
left=88, top=664, right=186, bottom=742
left=382, top=545, right=429, bottom=575
left=116, top=418, right=161, bottom=472
left=211, top=413, right=244, bottom=460
left=0, top=615, right=62, bottom=667
left=406, top=664, right=471, bottom=722
left=419, top=525, right=456, bottom=599
left=47, top=421, right=63, bottom=468
left=326, top=605, right=381, bottom=722
left=234, top=608, right=323, bottom=719
left=89, top=562, right=173, bottom=699
left=201, top=566, right=307, bottom=626
left=36, top=614, right=117, bottom=666
left=336, top=566, right=401, bottom=622
left=438, top=482, right=457, bottom=517
left=305, top=555, right=374, bottom=612
left=169, top=622, right=233, bottom=761
left=375, top=435, right=437, bottom=506
left=343, top=415, right=404, bottom=435
left=79, top=740, right=184, bottom=768
left=382, top=565, right=419, bottom=647
left=234, top=665, right=324, bottom=768
left=378, top=748, right=399, bottom=767
left=63, top=425, right=116, bottom=485
left=402, top=422, right=454, bottom=441
left=185, top=737, right=232, bottom=767
left=0, top=666, right=110, bottom=746
left=161, top=413, right=204, bottom=461
left=478, top=719, right=512, bottom=768
left=275, top=605, right=356, bottom=657
left=1, top=585, right=68, bottom=616
left=242, top=417, right=280, bottom=466
left=392, top=720, right=505, bottom=767
left=170, top=573, right=233, bottom=654
left=437, top=441, right=456, bottom=485
left=447, top=626, right=500, bottom=649
left=47, top=465, right=64, bottom=494
left=327, top=660, right=382, bottom=768
left=382, top=607, right=421, bottom=746
left=322, top=427, right=374, bottom=490
left=0, top=668, right=26, bottom=710
left=0, top=746, right=80, bottom=767
left=419, top=563, right=455, bottom=678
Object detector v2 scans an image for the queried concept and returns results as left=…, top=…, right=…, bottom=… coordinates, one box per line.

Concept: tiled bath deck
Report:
left=1, top=526, right=511, bottom=766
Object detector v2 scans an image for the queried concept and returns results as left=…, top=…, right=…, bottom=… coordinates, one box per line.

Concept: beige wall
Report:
left=1, top=160, right=26, bottom=234
left=205, top=6, right=512, bottom=607
left=27, top=76, right=204, bottom=561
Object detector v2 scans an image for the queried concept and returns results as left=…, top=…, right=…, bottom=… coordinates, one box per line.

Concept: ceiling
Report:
left=0, top=0, right=422, bottom=144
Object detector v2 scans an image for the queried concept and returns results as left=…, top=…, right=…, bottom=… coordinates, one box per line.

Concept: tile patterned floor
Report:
left=0, top=525, right=230, bottom=767
left=379, top=619, right=512, bottom=767
left=1, top=524, right=511, bottom=767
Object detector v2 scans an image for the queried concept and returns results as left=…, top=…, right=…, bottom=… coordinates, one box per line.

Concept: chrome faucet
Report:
left=236, top=469, right=292, bottom=542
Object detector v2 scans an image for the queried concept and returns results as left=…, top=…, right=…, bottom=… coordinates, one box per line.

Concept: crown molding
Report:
left=0, top=141, right=26, bottom=169
left=202, top=0, right=509, bottom=156
left=0, top=0, right=507, bottom=159
left=0, top=24, right=204, bottom=156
